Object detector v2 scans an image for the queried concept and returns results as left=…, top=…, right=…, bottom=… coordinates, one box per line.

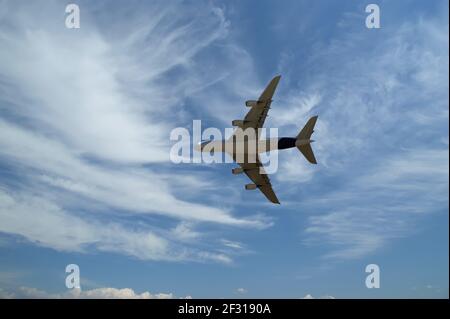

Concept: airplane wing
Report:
left=237, top=75, right=281, bottom=133
left=239, top=157, right=280, bottom=204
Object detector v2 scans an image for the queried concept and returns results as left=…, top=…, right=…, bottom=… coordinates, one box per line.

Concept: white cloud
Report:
left=236, top=287, right=247, bottom=294
left=221, top=239, right=244, bottom=250
left=197, top=251, right=233, bottom=264
left=0, top=0, right=447, bottom=268
left=0, top=120, right=266, bottom=227
left=0, top=1, right=271, bottom=262
left=272, top=8, right=449, bottom=259
left=171, top=222, right=201, bottom=241
left=304, top=149, right=449, bottom=259
left=0, top=1, right=233, bottom=164
left=0, top=287, right=182, bottom=299
left=276, top=148, right=316, bottom=183
left=276, top=9, right=449, bottom=177
left=272, top=93, right=321, bottom=127
left=302, top=293, right=335, bottom=299
left=0, top=189, right=235, bottom=263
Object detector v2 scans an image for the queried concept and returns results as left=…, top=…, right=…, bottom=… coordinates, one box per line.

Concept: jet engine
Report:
left=232, top=167, right=244, bottom=175
left=232, top=120, right=247, bottom=127
left=245, top=100, right=258, bottom=107
left=245, top=183, right=257, bottom=190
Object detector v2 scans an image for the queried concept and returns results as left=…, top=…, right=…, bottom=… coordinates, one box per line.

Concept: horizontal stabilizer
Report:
left=298, top=144, right=317, bottom=164
left=296, top=116, right=318, bottom=164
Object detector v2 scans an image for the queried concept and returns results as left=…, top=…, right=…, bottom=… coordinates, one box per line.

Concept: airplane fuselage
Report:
left=196, top=137, right=307, bottom=157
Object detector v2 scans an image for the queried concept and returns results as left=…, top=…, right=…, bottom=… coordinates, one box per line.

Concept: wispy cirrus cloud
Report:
left=0, top=1, right=269, bottom=263
left=305, top=148, right=448, bottom=259
left=0, top=120, right=265, bottom=227
left=273, top=6, right=449, bottom=258
left=0, top=188, right=237, bottom=264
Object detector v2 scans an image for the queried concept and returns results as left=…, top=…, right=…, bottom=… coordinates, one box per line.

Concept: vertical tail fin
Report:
left=296, top=116, right=318, bottom=164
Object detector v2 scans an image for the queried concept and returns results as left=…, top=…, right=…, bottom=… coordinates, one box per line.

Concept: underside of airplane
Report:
left=195, top=75, right=318, bottom=204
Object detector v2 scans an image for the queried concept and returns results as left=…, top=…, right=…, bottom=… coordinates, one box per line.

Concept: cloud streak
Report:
left=305, top=149, right=448, bottom=259
left=0, top=1, right=270, bottom=263
left=273, top=5, right=449, bottom=259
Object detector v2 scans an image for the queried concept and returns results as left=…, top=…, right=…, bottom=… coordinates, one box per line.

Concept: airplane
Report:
left=194, top=75, right=318, bottom=204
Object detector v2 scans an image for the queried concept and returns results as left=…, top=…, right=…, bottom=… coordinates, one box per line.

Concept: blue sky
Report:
left=0, top=0, right=448, bottom=298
